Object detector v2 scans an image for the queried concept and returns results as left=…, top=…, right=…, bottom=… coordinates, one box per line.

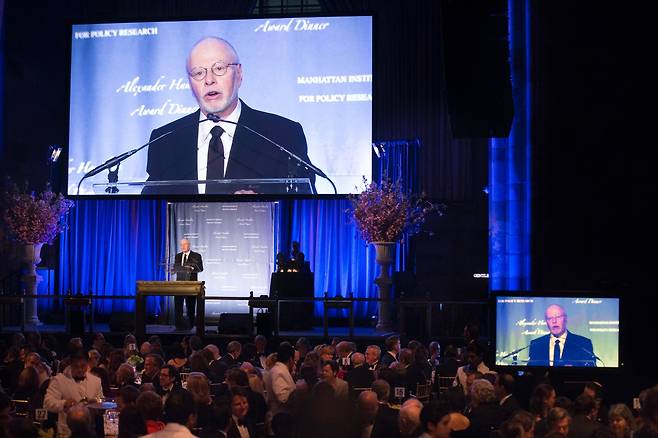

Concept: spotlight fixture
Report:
left=48, top=144, right=62, bottom=163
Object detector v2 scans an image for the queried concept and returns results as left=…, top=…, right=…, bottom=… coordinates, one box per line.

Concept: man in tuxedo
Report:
left=345, top=352, right=375, bottom=394
left=380, top=335, right=400, bottom=368
left=495, top=372, right=522, bottom=421
left=227, top=387, right=257, bottom=438
left=527, top=304, right=597, bottom=367
left=144, top=36, right=316, bottom=195
left=174, top=238, right=203, bottom=329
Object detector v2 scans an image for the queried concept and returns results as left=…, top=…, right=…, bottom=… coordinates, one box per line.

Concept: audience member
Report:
left=44, top=350, right=103, bottom=438
left=136, top=391, right=165, bottom=434
left=118, top=405, right=147, bottom=438
left=608, top=403, right=636, bottom=438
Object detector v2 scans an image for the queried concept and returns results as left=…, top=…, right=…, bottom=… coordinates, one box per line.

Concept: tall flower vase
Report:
left=373, top=242, right=395, bottom=331
left=21, top=243, right=43, bottom=325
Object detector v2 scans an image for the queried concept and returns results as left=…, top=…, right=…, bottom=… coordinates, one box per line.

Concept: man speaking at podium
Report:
left=144, top=36, right=316, bottom=194
left=174, top=238, right=203, bottom=329
left=527, top=304, right=596, bottom=367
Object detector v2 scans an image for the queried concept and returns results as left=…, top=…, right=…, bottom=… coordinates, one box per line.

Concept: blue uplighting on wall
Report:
left=489, top=0, right=532, bottom=290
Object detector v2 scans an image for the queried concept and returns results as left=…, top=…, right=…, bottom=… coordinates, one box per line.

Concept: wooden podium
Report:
left=136, top=281, right=205, bottom=338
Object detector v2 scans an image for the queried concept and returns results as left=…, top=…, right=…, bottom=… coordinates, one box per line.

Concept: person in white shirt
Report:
left=321, top=360, right=349, bottom=400
left=453, top=343, right=493, bottom=394
left=265, top=345, right=296, bottom=419
left=143, top=388, right=198, bottom=438
left=44, top=351, right=104, bottom=438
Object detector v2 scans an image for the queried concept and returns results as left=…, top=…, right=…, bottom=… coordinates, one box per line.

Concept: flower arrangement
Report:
left=1, top=180, right=74, bottom=245
left=348, top=178, right=443, bottom=243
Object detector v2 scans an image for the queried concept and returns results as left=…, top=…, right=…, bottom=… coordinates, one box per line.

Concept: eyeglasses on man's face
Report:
left=188, top=61, right=240, bottom=81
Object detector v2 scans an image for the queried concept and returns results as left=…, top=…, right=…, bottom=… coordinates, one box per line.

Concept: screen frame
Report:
left=65, top=12, right=376, bottom=201
left=489, top=290, right=623, bottom=373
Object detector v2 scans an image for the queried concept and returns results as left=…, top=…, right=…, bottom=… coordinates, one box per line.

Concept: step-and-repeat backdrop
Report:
left=168, top=202, right=274, bottom=319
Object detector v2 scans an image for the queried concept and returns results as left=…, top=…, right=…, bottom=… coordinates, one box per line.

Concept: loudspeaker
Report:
left=443, top=0, right=514, bottom=138
left=109, top=312, right=135, bottom=332
left=218, top=313, right=251, bottom=335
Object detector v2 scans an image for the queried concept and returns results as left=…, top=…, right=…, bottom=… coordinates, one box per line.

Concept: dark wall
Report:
left=531, top=2, right=654, bottom=394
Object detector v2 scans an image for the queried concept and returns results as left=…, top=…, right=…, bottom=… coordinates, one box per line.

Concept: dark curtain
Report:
left=320, top=0, right=474, bottom=201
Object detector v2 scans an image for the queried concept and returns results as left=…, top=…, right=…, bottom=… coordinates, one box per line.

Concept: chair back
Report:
left=438, top=376, right=456, bottom=393
left=414, top=383, right=431, bottom=404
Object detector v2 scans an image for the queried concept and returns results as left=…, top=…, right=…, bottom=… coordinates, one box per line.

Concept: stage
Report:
left=0, top=322, right=398, bottom=344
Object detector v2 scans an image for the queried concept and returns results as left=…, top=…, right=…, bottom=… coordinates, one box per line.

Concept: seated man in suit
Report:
left=528, top=304, right=596, bottom=367
left=144, top=36, right=316, bottom=194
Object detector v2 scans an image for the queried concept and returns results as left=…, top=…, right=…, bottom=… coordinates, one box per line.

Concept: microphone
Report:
left=499, top=345, right=530, bottom=362
left=76, top=116, right=217, bottom=195
left=207, top=113, right=337, bottom=194
left=578, top=346, right=605, bottom=366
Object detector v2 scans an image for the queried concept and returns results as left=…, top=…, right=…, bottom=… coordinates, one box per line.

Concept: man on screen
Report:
left=144, top=36, right=316, bottom=194
left=527, top=304, right=597, bottom=367
left=174, top=238, right=203, bottom=329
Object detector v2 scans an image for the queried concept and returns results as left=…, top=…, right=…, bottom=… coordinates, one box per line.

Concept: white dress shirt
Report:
left=549, top=331, right=568, bottom=365
left=232, top=416, right=250, bottom=438
left=196, top=100, right=241, bottom=194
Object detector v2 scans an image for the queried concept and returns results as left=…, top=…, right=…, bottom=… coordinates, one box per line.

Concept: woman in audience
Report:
left=107, top=349, right=126, bottom=385
left=189, top=351, right=211, bottom=376
left=187, top=372, right=213, bottom=429
left=608, top=403, right=636, bottom=438
left=167, top=343, right=188, bottom=371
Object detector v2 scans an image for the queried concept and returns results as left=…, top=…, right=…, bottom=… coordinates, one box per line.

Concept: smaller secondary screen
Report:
left=495, top=296, right=619, bottom=368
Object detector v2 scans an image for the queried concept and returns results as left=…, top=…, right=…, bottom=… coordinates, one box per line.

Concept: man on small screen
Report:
left=527, top=304, right=596, bottom=367
left=144, top=36, right=316, bottom=194
left=174, top=238, right=203, bottom=329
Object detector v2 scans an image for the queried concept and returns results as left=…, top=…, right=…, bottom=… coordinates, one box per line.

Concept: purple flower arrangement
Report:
left=348, top=178, right=443, bottom=243
left=1, top=181, right=74, bottom=245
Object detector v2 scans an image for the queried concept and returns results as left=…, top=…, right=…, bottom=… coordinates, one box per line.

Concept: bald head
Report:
left=186, top=37, right=243, bottom=117
left=399, top=398, right=423, bottom=436
left=358, top=390, right=379, bottom=423
left=187, top=37, right=240, bottom=69
left=67, top=405, right=91, bottom=434
left=180, top=239, right=190, bottom=252
left=545, top=304, right=568, bottom=337
left=352, top=352, right=365, bottom=366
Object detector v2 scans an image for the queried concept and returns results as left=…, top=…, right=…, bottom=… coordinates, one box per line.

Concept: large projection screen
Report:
left=68, top=16, right=373, bottom=196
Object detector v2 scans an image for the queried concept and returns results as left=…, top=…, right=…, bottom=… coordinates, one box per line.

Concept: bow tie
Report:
left=237, top=419, right=246, bottom=427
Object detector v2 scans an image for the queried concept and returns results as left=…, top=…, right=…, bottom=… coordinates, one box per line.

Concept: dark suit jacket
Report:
left=527, top=331, right=596, bottom=367
left=144, top=100, right=316, bottom=194
left=568, top=414, right=601, bottom=438
left=226, top=416, right=257, bottom=438
left=500, top=394, right=522, bottom=420
left=371, top=404, right=399, bottom=438
left=174, top=251, right=203, bottom=281
left=345, top=365, right=375, bottom=392
left=380, top=351, right=397, bottom=368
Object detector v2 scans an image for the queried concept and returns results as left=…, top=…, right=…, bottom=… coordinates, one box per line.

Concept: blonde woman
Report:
left=186, top=371, right=213, bottom=429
